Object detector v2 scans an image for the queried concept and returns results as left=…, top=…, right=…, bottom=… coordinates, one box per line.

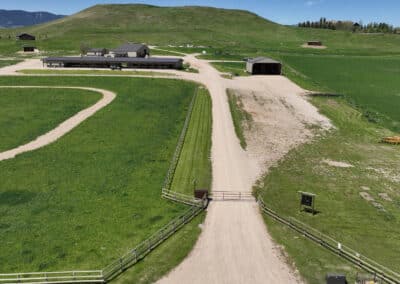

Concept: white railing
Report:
left=0, top=270, right=104, bottom=284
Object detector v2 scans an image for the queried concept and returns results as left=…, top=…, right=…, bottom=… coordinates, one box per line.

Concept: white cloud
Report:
left=305, top=0, right=323, bottom=6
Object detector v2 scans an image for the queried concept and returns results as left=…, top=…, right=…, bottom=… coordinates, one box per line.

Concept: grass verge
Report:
left=0, top=88, right=101, bottom=152
left=227, top=89, right=252, bottom=149
left=255, top=96, right=400, bottom=283
left=171, top=87, right=212, bottom=194
left=210, top=61, right=248, bottom=77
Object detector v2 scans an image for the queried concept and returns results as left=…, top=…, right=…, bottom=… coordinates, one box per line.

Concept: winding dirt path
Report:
left=0, top=86, right=116, bottom=161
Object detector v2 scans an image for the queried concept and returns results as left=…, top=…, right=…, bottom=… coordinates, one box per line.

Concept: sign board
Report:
left=298, top=191, right=316, bottom=214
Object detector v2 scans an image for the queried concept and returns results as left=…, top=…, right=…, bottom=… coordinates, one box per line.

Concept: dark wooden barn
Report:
left=246, top=57, right=282, bottom=75
left=16, top=33, right=36, bottom=41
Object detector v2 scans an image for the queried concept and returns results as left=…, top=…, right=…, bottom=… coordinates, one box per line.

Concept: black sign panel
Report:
left=301, top=194, right=313, bottom=207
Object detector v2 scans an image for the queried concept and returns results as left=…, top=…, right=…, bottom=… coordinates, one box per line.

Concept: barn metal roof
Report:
left=111, top=43, right=148, bottom=53
left=42, top=56, right=182, bottom=64
left=247, top=57, right=281, bottom=64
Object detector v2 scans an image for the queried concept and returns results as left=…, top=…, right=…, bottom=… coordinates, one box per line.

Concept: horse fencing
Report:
left=257, top=197, right=400, bottom=284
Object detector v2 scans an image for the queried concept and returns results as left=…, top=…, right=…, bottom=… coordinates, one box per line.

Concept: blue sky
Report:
left=2, top=0, right=400, bottom=26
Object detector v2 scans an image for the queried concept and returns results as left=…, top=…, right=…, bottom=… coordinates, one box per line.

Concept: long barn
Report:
left=42, top=56, right=183, bottom=70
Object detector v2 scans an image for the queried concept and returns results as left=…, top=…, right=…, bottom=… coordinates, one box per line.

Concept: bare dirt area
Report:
left=229, top=87, right=331, bottom=172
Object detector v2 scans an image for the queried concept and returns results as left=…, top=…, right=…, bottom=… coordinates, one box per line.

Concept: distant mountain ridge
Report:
left=0, top=9, right=65, bottom=28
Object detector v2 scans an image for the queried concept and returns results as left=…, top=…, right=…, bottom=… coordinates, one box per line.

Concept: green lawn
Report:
left=279, top=54, right=400, bottom=132
left=210, top=62, right=248, bottom=77
left=17, top=69, right=173, bottom=76
left=0, top=76, right=211, bottom=278
left=171, top=87, right=212, bottom=194
left=256, top=96, right=400, bottom=283
left=0, top=88, right=101, bottom=152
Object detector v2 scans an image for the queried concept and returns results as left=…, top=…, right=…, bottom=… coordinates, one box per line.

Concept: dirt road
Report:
left=157, top=56, right=331, bottom=284
left=0, top=86, right=116, bottom=161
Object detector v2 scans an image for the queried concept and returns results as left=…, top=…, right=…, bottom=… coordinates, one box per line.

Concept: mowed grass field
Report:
left=0, top=76, right=211, bottom=279
left=0, top=88, right=101, bottom=152
left=279, top=54, right=400, bottom=132
left=171, top=87, right=212, bottom=194
left=256, top=96, right=400, bottom=283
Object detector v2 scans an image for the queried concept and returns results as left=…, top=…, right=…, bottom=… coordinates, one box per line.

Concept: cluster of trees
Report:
left=298, top=18, right=400, bottom=34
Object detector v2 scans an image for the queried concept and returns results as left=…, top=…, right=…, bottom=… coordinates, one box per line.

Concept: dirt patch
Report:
left=379, top=192, right=393, bottom=202
left=366, top=167, right=400, bottom=183
left=229, top=89, right=331, bottom=172
left=323, top=159, right=354, bottom=168
left=359, top=192, right=374, bottom=202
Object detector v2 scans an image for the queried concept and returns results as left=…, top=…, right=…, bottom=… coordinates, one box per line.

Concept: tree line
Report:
left=298, top=18, right=400, bottom=34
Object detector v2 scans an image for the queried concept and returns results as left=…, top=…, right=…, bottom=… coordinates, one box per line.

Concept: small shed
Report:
left=86, top=48, right=108, bottom=57
left=246, top=57, right=282, bottom=75
left=16, top=33, right=36, bottom=41
left=23, top=45, right=36, bottom=52
left=307, top=41, right=323, bottom=46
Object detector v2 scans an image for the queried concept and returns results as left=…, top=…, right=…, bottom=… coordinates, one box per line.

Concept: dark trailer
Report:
left=42, top=56, right=183, bottom=70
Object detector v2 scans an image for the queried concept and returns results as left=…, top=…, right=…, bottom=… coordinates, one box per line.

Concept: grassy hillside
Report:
left=1, top=4, right=400, bottom=56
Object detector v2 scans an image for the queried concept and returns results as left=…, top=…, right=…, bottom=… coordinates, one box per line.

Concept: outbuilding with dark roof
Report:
left=109, top=43, right=150, bottom=58
left=16, top=33, right=36, bottom=41
left=246, top=57, right=282, bottom=75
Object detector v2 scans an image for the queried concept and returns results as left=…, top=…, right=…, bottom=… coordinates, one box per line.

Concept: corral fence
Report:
left=210, top=191, right=254, bottom=201
left=257, top=197, right=400, bottom=284
left=162, top=88, right=198, bottom=192
left=0, top=271, right=104, bottom=284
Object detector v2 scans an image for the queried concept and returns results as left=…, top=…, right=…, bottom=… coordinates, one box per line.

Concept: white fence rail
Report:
left=0, top=271, right=104, bottom=284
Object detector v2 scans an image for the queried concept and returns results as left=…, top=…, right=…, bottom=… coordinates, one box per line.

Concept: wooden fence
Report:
left=102, top=203, right=205, bottom=281
left=0, top=270, right=104, bottom=284
left=162, top=89, right=198, bottom=192
left=257, top=197, right=400, bottom=284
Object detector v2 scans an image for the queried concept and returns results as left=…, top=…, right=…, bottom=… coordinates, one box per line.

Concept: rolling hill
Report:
left=0, top=9, right=64, bottom=28
left=1, top=4, right=400, bottom=55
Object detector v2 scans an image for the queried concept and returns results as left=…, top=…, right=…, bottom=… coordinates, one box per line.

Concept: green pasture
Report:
left=0, top=88, right=100, bottom=152
left=0, top=76, right=211, bottom=281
